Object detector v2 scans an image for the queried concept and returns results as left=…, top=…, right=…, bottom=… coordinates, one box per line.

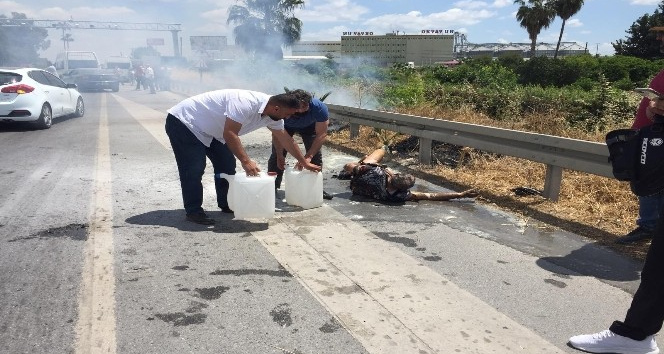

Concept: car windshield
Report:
left=0, top=72, right=21, bottom=85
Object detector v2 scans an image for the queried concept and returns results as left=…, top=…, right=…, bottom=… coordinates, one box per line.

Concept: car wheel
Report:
left=74, top=97, right=85, bottom=117
left=112, top=84, right=119, bottom=92
left=35, top=104, right=52, bottom=129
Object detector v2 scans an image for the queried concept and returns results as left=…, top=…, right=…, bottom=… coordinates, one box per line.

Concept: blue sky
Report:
left=4, top=0, right=663, bottom=62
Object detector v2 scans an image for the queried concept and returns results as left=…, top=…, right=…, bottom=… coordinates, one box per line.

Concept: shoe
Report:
left=615, top=227, right=653, bottom=244
left=186, top=212, right=215, bottom=225
left=220, top=206, right=234, bottom=214
left=323, top=191, right=334, bottom=200
left=568, top=330, right=659, bottom=354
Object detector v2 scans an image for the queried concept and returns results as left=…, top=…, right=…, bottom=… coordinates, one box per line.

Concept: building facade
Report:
left=292, top=30, right=455, bottom=67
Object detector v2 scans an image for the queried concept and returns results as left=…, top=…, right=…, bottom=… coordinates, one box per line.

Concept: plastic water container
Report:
left=217, top=172, right=276, bottom=219
left=284, top=167, right=323, bottom=209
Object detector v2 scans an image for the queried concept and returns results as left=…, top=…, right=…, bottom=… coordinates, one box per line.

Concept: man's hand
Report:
left=277, top=154, right=287, bottom=170
left=294, top=156, right=312, bottom=170
left=301, top=160, right=321, bottom=172
left=241, top=159, right=260, bottom=176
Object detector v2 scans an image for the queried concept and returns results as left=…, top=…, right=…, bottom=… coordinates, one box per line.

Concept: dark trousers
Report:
left=610, top=211, right=664, bottom=340
left=165, top=114, right=236, bottom=214
left=267, top=124, right=322, bottom=188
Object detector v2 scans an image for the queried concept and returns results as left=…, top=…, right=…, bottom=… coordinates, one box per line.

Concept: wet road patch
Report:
left=8, top=223, right=88, bottom=242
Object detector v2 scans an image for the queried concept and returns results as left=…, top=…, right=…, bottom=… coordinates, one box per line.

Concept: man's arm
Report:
left=271, top=129, right=320, bottom=172
left=223, top=118, right=260, bottom=175
left=272, top=135, right=287, bottom=170
left=306, top=120, right=329, bottom=159
left=295, top=121, right=329, bottom=169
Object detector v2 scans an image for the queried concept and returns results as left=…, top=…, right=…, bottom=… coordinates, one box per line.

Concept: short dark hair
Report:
left=270, top=89, right=312, bottom=108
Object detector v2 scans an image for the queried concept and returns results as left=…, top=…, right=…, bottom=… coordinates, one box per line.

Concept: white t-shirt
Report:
left=167, top=89, right=284, bottom=147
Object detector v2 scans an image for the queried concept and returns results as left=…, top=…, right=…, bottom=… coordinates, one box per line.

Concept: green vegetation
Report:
left=0, top=13, right=50, bottom=67
left=377, top=55, right=657, bottom=132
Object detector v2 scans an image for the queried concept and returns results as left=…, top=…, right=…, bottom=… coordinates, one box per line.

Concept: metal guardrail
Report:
left=327, top=104, right=614, bottom=201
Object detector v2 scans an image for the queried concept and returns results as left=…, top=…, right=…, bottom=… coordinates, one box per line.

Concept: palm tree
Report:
left=514, top=0, right=556, bottom=56
left=227, top=0, right=305, bottom=60
left=551, top=0, right=584, bottom=59
left=61, top=33, right=74, bottom=51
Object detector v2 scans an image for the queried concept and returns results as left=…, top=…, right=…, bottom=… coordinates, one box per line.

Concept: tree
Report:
left=0, top=12, right=50, bottom=66
left=227, top=0, right=305, bottom=60
left=61, top=33, right=74, bottom=51
left=514, top=0, right=556, bottom=55
left=613, top=2, right=664, bottom=59
left=550, top=0, right=584, bottom=59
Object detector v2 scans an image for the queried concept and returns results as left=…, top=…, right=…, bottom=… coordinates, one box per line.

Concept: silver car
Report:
left=0, top=68, right=84, bottom=129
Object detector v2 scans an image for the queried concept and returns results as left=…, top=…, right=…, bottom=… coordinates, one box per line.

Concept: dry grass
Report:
left=327, top=105, right=650, bottom=261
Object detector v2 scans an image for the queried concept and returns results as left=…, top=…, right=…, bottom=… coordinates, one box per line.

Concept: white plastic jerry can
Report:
left=284, top=167, right=323, bottom=209
left=217, top=172, right=276, bottom=219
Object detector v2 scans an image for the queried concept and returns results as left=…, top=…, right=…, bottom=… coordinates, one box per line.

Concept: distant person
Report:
left=568, top=25, right=664, bottom=354
left=338, top=147, right=478, bottom=203
left=165, top=89, right=320, bottom=225
left=134, top=65, right=144, bottom=91
left=268, top=94, right=333, bottom=200
left=145, top=65, right=156, bottom=94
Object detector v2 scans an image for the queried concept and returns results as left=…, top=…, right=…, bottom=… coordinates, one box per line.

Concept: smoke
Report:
left=181, top=55, right=383, bottom=110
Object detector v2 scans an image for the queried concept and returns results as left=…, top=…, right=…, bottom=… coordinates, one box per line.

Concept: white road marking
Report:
left=75, top=94, right=117, bottom=354
left=254, top=206, right=566, bottom=354
left=110, top=93, right=172, bottom=149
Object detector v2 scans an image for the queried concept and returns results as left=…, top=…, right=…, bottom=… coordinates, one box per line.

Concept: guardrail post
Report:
left=543, top=165, right=563, bottom=201
left=419, top=138, right=432, bottom=164
left=349, top=123, right=360, bottom=139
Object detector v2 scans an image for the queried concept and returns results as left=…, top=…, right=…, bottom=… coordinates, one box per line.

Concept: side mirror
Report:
left=66, top=83, right=78, bottom=89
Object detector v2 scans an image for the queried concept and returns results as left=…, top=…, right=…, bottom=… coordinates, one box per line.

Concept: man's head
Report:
left=651, top=26, right=664, bottom=53
left=266, top=90, right=312, bottom=121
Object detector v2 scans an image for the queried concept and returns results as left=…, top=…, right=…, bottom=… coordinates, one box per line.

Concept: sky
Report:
left=4, top=0, right=664, bottom=63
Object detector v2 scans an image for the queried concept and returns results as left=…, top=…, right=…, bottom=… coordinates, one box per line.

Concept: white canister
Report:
left=218, top=172, right=276, bottom=219
left=284, top=167, right=323, bottom=209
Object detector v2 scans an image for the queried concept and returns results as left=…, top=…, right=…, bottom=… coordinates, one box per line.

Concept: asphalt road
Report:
left=0, top=85, right=647, bottom=354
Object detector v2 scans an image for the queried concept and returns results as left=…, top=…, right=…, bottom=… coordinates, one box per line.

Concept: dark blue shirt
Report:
left=285, top=98, right=329, bottom=129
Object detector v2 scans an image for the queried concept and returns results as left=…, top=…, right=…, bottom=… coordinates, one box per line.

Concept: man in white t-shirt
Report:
left=165, top=89, right=320, bottom=225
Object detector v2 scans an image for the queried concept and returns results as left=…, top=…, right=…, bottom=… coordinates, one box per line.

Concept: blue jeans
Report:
left=165, top=114, right=235, bottom=214
left=637, top=193, right=664, bottom=231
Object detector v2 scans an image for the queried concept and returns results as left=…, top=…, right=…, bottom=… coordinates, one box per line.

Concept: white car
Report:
left=0, top=68, right=84, bottom=129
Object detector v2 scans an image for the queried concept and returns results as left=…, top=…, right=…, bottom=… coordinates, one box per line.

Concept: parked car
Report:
left=64, top=68, right=120, bottom=92
left=0, top=68, right=84, bottom=129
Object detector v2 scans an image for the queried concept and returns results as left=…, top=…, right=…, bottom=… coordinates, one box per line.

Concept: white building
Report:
left=292, top=30, right=456, bottom=67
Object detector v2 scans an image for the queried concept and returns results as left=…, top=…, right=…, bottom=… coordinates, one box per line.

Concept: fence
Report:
left=327, top=104, right=613, bottom=201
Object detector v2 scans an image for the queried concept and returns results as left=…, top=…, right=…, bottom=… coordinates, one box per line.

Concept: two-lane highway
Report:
left=0, top=86, right=645, bottom=353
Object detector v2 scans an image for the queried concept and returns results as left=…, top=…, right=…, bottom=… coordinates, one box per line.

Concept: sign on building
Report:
left=420, top=30, right=455, bottom=35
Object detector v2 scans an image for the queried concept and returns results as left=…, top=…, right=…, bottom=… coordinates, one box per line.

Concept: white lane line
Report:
left=254, top=206, right=566, bottom=354
left=110, top=93, right=172, bottom=149
left=75, top=94, right=117, bottom=354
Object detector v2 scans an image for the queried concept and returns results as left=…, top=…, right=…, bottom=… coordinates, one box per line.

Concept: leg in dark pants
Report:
left=268, top=128, right=296, bottom=189
left=267, top=124, right=321, bottom=188
left=610, top=210, right=664, bottom=340
left=207, top=139, right=236, bottom=209
left=165, top=114, right=207, bottom=215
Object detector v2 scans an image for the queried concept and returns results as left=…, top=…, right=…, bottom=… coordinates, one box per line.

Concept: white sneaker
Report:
left=569, top=329, right=659, bottom=354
